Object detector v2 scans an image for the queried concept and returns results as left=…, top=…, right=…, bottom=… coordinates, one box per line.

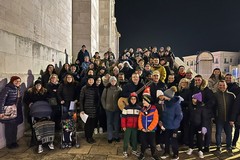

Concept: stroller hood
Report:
left=30, top=101, right=52, bottom=118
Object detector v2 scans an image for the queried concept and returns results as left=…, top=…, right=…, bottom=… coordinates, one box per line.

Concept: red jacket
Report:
left=121, top=105, right=141, bottom=129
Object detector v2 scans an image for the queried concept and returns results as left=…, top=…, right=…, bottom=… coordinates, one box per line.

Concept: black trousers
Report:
left=85, top=117, right=96, bottom=139
left=163, top=129, right=179, bottom=156
left=5, top=121, right=18, bottom=145
left=189, top=124, right=203, bottom=151
left=140, top=131, right=156, bottom=156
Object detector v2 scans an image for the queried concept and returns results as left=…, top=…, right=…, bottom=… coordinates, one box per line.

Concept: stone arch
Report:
left=196, top=51, right=214, bottom=79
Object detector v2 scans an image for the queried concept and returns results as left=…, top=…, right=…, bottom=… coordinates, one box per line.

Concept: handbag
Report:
left=0, top=104, right=17, bottom=120
left=48, top=97, right=58, bottom=106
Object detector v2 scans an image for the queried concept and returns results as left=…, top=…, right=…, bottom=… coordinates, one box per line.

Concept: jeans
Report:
left=215, top=121, right=233, bottom=149
left=232, top=124, right=240, bottom=146
left=106, top=110, right=120, bottom=140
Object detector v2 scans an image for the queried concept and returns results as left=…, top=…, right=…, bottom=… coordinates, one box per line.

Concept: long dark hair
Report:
left=209, top=68, right=224, bottom=80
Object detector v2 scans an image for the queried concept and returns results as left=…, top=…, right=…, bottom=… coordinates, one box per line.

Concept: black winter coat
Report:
left=79, top=85, right=99, bottom=118
left=191, top=86, right=215, bottom=119
left=0, top=83, right=23, bottom=124
left=189, top=102, right=207, bottom=127
left=57, top=82, right=79, bottom=109
left=214, top=90, right=236, bottom=122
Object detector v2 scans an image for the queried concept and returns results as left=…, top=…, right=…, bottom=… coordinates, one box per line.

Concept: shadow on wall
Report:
left=0, top=78, right=8, bottom=92
left=27, top=70, right=34, bottom=88
left=55, top=61, right=63, bottom=75
left=65, top=49, right=69, bottom=64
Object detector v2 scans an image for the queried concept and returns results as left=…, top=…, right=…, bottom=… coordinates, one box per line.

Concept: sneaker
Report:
left=123, top=151, right=128, bottom=158
left=156, top=144, right=162, bottom=151
left=203, top=146, right=209, bottom=153
left=186, top=148, right=193, bottom=155
left=138, top=153, right=145, bottom=160
left=198, top=151, right=204, bottom=159
left=94, top=128, right=98, bottom=134
left=38, top=145, right=43, bottom=154
left=171, top=155, right=179, bottom=160
left=227, top=149, right=234, bottom=156
left=216, top=147, right=222, bottom=154
left=160, top=152, right=170, bottom=159
left=114, top=138, right=120, bottom=142
left=11, top=143, right=19, bottom=149
left=99, top=127, right=103, bottom=134
left=132, top=150, right=140, bottom=157
left=108, top=139, right=113, bottom=144
left=48, top=142, right=54, bottom=150
left=152, top=155, right=159, bottom=160
left=68, top=143, right=72, bottom=148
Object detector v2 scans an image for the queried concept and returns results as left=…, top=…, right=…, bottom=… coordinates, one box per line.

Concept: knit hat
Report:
left=87, top=75, right=95, bottom=80
left=130, top=92, right=138, bottom=98
left=34, top=79, right=42, bottom=86
left=156, top=90, right=164, bottom=98
left=10, top=76, right=21, bottom=83
left=109, top=76, right=117, bottom=82
left=164, top=86, right=177, bottom=99
left=143, top=87, right=151, bottom=96
left=192, top=92, right=202, bottom=102
left=143, top=94, right=152, bottom=104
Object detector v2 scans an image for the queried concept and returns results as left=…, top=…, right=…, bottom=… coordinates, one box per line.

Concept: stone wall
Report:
left=99, top=0, right=120, bottom=58
left=0, top=0, right=72, bottom=148
left=72, top=0, right=99, bottom=61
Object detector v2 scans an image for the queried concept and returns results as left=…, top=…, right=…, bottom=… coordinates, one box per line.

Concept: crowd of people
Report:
left=0, top=45, right=240, bottom=160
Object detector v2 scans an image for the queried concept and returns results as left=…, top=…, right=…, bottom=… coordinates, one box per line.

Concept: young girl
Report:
left=186, top=92, right=207, bottom=159
left=121, top=92, right=141, bottom=158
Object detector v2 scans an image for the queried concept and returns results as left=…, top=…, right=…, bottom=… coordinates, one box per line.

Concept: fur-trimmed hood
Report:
left=196, top=78, right=208, bottom=90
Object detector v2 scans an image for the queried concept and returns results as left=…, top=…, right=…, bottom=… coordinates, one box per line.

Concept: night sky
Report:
left=115, top=0, right=240, bottom=57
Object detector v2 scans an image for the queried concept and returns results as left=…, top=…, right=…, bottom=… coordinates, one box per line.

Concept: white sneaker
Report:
left=48, top=142, right=54, bottom=150
left=123, top=151, right=128, bottom=158
left=198, top=151, right=204, bottom=159
left=132, top=150, right=140, bottom=157
left=38, top=145, right=43, bottom=154
left=99, top=127, right=103, bottom=134
left=94, top=128, right=98, bottom=134
left=186, top=148, right=193, bottom=155
left=156, top=144, right=162, bottom=151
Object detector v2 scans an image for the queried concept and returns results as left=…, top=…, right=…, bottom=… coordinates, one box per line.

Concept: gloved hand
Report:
left=201, top=127, right=207, bottom=135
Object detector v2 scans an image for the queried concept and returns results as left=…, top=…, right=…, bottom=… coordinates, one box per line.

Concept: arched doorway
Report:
left=196, top=51, right=214, bottom=79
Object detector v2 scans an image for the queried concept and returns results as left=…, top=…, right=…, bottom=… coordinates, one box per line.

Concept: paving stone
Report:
left=89, top=145, right=117, bottom=155
left=0, top=151, right=8, bottom=158
left=68, top=145, right=91, bottom=154
left=42, top=153, right=75, bottom=160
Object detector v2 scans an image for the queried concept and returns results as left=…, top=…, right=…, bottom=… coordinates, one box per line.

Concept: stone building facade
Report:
left=183, top=51, right=240, bottom=79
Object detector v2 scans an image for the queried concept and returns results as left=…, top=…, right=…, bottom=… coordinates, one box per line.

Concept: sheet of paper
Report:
left=80, top=113, right=88, bottom=123
left=69, top=101, right=75, bottom=110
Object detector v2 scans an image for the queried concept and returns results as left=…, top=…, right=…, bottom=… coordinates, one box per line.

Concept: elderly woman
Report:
left=0, top=76, right=23, bottom=149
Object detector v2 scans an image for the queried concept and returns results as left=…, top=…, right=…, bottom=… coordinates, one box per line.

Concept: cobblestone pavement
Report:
left=0, top=132, right=240, bottom=160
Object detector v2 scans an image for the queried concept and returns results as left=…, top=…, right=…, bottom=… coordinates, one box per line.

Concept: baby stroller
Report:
left=60, top=102, right=80, bottom=149
left=30, top=101, right=55, bottom=153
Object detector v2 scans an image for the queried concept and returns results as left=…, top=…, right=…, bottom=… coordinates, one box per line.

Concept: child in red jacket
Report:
left=121, top=92, right=141, bottom=158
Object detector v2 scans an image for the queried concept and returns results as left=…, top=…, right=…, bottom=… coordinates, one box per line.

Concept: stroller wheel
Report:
left=75, top=143, right=80, bottom=148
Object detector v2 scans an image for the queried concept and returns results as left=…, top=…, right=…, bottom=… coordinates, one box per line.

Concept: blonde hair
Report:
left=48, top=74, right=59, bottom=83
left=178, top=78, right=190, bottom=91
